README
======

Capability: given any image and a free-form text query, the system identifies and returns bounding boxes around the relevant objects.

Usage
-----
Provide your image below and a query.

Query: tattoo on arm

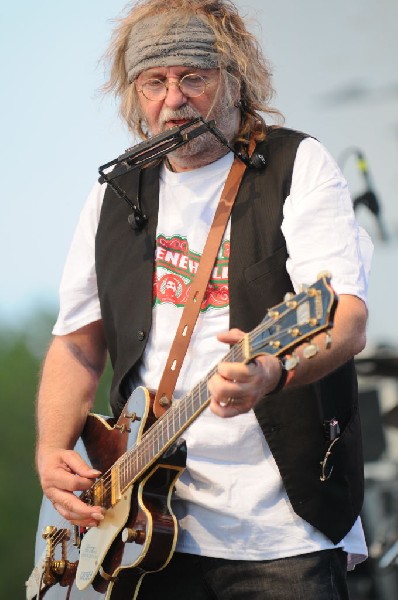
[66,342,104,378]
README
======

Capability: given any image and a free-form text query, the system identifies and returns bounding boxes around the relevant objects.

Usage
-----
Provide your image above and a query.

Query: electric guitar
[26,273,337,600]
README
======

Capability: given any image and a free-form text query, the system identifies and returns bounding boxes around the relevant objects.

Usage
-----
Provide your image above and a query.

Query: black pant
[137,549,349,599]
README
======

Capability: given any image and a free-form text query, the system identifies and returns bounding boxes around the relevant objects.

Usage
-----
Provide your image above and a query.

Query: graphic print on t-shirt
[153,234,229,312]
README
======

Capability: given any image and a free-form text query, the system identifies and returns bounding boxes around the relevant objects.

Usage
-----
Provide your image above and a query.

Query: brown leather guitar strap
[154,146,253,418]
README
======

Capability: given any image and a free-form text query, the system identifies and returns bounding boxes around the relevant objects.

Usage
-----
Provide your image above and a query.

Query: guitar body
[27,275,337,600]
[103,455,186,600]
[27,387,186,600]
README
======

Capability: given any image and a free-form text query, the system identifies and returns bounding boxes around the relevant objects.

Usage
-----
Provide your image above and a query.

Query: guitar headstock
[244,273,337,361]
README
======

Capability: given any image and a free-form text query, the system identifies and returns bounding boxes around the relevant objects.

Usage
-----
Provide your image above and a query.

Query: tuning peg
[268,310,280,319]
[285,354,300,370]
[303,343,319,359]
[284,292,295,302]
[325,331,332,349]
[286,299,298,309]
[269,340,281,349]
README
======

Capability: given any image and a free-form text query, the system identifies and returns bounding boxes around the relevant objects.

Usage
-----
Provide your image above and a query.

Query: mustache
[159,105,200,127]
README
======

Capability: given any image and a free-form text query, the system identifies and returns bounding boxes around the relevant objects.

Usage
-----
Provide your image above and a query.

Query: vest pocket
[243,245,289,284]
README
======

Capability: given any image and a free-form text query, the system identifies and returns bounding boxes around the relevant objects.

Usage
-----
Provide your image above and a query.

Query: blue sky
[1,1,398,345]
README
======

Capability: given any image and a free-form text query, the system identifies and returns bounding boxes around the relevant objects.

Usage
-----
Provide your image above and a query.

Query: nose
[164,79,187,109]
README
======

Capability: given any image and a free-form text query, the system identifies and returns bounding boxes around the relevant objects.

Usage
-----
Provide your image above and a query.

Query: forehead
[137,66,218,80]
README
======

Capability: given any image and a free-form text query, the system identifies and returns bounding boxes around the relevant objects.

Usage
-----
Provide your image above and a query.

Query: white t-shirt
[53,138,373,568]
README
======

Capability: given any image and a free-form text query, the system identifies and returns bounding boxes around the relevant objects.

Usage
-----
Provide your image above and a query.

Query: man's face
[134,66,240,167]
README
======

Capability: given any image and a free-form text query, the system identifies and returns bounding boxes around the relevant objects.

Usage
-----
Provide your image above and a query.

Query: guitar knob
[123,411,141,422]
[122,527,146,545]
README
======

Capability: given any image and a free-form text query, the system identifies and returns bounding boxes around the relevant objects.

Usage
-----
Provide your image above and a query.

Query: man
[35,0,373,598]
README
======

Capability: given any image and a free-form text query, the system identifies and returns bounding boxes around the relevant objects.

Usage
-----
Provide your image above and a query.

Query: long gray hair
[103,0,284,146]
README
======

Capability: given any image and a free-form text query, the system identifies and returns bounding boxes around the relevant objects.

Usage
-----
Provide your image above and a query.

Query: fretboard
[117,342,245,493]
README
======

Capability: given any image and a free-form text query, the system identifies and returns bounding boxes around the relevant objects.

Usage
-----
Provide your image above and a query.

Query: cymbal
[355,355,398,378]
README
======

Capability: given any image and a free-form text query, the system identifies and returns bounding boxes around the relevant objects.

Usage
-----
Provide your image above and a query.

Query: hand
[37,448,105,527]
[208,329,282,418]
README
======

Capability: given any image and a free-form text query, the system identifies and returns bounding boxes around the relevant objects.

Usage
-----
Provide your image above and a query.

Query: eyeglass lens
[140,74,207,100]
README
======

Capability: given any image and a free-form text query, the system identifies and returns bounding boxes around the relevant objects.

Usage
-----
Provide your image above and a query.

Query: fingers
[216,359,259,384]
[208,361,259,417]
[51,451,101,492]
[210,395,242,418]
[208,353,282,418]
[39,448,105,526]
[216,328,246,345]
[60,450,102,481]
[51,492,105,527]
[39,449,100,492]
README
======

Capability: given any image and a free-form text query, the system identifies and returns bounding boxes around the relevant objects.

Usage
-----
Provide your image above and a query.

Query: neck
[166,145,230,172]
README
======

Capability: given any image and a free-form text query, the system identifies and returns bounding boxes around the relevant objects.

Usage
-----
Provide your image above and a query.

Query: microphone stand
[339,147,388,242]
[353,190,389,242]
[98,117,209,228]
[379,539,398,569]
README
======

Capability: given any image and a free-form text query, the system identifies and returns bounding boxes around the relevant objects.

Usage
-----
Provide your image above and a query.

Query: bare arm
[36,319,108,526]
[208,294,367,416]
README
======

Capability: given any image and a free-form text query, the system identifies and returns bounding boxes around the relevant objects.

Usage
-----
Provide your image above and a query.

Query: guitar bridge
[42,526,76,585]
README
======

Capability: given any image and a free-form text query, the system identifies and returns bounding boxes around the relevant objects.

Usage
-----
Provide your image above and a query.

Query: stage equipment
[98,117,266,230]
[338,147,388,241]
[348,352,398,598]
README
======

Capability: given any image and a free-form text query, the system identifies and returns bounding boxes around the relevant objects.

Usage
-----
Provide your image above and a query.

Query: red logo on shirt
[153,235,229,311]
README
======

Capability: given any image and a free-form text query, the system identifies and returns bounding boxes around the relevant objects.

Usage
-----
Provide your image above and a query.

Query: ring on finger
[220,397,235,407]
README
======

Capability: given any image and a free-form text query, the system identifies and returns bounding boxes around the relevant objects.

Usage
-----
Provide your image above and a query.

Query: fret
[118,326,291,494]
[166,408,174,440]
[229,342,243,364]
[153,428,160,455]
[176,397,183,430]
[197,379,206,410]
[126,454,135,488]
[110,465,121,504]
[118,458,127,494]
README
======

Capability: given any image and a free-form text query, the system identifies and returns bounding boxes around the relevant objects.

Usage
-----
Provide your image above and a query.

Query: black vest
[95,128,364,544]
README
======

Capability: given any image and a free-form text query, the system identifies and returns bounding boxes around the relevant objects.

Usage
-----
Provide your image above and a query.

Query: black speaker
[359,389,387,463]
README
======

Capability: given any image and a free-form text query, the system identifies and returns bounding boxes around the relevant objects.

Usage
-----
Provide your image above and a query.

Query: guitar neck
[117,342,246,493]
[83,274,335,508]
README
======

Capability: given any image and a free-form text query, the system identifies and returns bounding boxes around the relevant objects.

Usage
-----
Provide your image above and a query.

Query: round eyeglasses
[137,73,209,101]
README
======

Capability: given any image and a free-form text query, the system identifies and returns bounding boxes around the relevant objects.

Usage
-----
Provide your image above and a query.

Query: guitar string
[115,285,331,498]
[44,294,317,553]
[37,290,328,564]
[80,292,321,501]
[89,293,319,499]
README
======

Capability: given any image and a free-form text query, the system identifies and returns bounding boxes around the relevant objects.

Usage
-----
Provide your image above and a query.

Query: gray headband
[125,15,220,83]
